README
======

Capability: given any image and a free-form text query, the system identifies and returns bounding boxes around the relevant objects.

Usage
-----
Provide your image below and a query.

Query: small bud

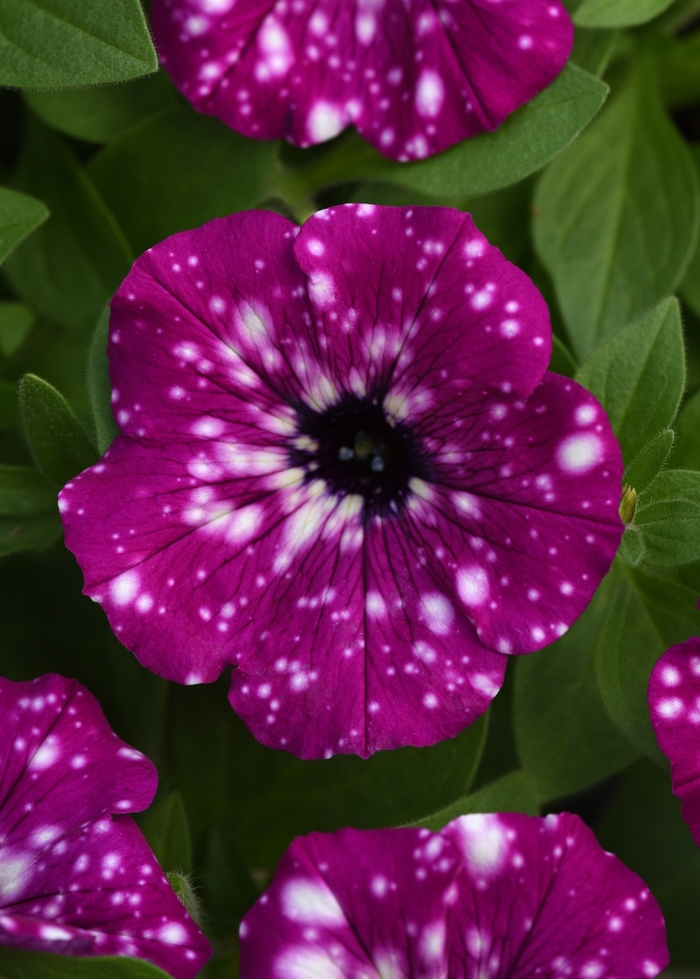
[619,484,637,525]
[166,871,203,924]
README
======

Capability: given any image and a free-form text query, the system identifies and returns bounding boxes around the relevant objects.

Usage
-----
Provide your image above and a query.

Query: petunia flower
[238,812,668,979]
[0,673,210,978]
[150,0,573,161]
[59,204,623,760]
[648,637,700,846]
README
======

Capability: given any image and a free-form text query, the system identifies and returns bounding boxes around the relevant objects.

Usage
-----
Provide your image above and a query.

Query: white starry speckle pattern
[649,637,700,849]
[238,813,668,979]
[150,0,573,160]
[0,674,210,977]
[60,205,623,760]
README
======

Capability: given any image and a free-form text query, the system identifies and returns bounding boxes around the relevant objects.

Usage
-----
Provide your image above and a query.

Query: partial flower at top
[150,0,573,161]
[0,673,210,979]
[649,637,700,846]
[239,812,668,979]
[60,205,623,760]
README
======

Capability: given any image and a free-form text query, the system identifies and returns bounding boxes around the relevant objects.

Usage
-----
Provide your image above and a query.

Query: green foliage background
[3,0,700,974]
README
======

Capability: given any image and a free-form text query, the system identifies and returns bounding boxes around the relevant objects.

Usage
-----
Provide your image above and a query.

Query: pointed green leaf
[634,498,700,565]
[412,771,539,831]
[595,560,700,760]
[88,307,119,454]
[18,374,97,488]
[574,0,675,27]
[0,0,157,89]
[0,185,48,266]
[534,63,699,359]
[625,430,675,494]
[0,946,170,977]
[140,792,193,875]
[286,65,608,200]
[575,298,685,462]
[514,589,638,802]
[4,118,133,329]
[642,469,700,502]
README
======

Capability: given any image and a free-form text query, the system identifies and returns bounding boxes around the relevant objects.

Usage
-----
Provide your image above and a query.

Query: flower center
[292,392,428,516]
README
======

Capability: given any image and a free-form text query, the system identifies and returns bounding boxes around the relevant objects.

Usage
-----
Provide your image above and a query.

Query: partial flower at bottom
[649,637,700,846]
[60,204,624,759]
[238,812,668,979]
[0,673,210,979]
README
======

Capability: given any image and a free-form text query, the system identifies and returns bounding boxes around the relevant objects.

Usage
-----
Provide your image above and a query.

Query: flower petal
[151,0,573,160]
[240,813,668,979]
[649,638,700,846]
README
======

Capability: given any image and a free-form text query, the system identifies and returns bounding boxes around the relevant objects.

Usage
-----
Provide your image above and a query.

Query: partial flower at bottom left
[0,673,210,978]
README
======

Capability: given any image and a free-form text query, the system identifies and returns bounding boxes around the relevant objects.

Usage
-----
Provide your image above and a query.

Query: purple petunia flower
[0,673,210,978]
[150,0,573,161]
[238,812,668,979]
[60,205,623,760]
[649,637,700,846]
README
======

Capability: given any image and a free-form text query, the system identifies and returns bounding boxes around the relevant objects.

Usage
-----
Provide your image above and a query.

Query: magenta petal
[61,205,623,759]
[150,0,573,160]
[0,674,210,978]
[239,813,668,979]
[648,638,700,846]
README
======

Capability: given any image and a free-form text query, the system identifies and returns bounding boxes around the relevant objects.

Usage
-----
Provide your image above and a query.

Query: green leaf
[634,498,700,565]
[595,559,700,760]
[642,469,700,502]
[0,513,61,558]
[0,946,170,978]
[0,185,48,266]
[140,791,193,875]
[18,374,97,488]
[575,298,685,461]
[680,148,700,317]
[88,109,281,255]
[624,429,675,494]
[514,589,638,802]
[596,760,700,968]
[24,74,180,145]
[286,65,608,201]
[673,388,700,469]
[657,32,700,111]
[0,464,56,515]
[0,302,35,357]
[412,771,539,831]
[88,307,119,454]
[533,63,700,360]
[4,118,133,329]
[0,0,157,89]
[619,526,645,565]
[574,0,675,27]
[571,28,619,77]
[549,335,578,378]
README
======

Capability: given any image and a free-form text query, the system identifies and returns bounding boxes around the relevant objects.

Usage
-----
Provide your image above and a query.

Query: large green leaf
[595,560,700,760]
[623,430,675,495]
[4,118,133,329]
[634,498,700,565]
[575,298,685,462]
[0,185,48,266]
[87,307,119,454]
[163,680,487,870]
[88,109,282,255]
[24,74,179,145]
[574,0,675,27]
[514,589,638,803]
[533,63,699,360]
[18,374,97,487]
[0,947,169,978]
[0,0,157,89]
[596,761,700,967]
[412,771,539,831]
[285,65,608,201]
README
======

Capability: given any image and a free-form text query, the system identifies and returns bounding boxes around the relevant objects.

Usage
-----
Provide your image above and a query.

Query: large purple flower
[0,673,210,978]
[60,205,623,759]
[648,637,700,846]
[239,812,668,979]
[150,0,573,161]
